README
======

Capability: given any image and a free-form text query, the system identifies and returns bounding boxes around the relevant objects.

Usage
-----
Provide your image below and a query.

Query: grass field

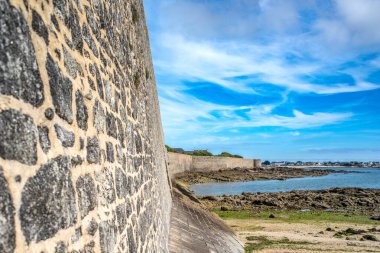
[213,209,380,225]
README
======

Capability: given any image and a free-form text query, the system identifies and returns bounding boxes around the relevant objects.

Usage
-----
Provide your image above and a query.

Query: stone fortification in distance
[167,152,261,178]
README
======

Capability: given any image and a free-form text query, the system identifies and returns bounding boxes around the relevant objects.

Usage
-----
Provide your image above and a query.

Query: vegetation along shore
[175,167,380,252]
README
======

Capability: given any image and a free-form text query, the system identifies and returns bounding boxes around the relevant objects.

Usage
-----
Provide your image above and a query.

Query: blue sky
[143,0,380,161]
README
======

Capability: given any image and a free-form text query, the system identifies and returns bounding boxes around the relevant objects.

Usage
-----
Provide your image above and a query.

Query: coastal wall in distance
[167,152,261,178]
[192,156,256,172]
[254,159,262,168]
[167,152,193,178]
[0,0,171,252]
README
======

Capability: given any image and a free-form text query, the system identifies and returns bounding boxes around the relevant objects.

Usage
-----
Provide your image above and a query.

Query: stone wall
[254,159,262,168]
[167,152,261,178]
[167,152,193,178]
[192,156,255,172]
[0,0,171,252]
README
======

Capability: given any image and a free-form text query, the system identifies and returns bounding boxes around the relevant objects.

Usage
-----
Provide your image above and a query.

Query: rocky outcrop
[201,188,380,215]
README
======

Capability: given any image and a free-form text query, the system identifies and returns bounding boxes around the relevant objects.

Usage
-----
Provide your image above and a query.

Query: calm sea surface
[190,167,380,196]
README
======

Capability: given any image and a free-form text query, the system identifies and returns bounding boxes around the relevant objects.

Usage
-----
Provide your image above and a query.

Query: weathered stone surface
[53,0,66,19]
[0,1,44,107]
[20,156,77,243]
[87,218,98,236]
[99,50,107,68]
[135,133,143,154]
[82,24,98,57]
[44,108,55,120]
[104,80,115,110]
[31,9,49,44]
[63,47,83,79]
[86,137,100,164]
[106,112,117,139]
[71,227,81,243]
[15,175,21,183]
[88,77,96,91]
[95,168,115,206]
[64,35,74,49]
[55,241,67,253]
[116,118,125,148]
[51,14,60,31]
[85,6,99,40]
[169,191,244,253]
[106,142,114,163]
[0,167,16,253]
[93,99,105,133]
[83,241,96,253]
[55,124,75,147]
[55,48,61,60]
[115,167,128,199]
[94,65,104,99]
[128,176,135,195]
[1,0,173,251]
[126,202,132,218]
[116,203,127,234]
[79,137,85,150]
[0,109,37,165]
[127,226,137,253]
[71,155,83,167]
[76,174,97,218]
[99,220,117,253]
[38,126,51,153]
[67,2,83,52]
[46,53,73,123]
[85,91,93,100]
[75,90,88,130]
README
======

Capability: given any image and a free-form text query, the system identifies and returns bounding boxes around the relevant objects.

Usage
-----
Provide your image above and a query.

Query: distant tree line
[165,145,243,158]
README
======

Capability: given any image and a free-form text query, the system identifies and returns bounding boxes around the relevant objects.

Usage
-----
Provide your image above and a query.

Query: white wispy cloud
[153,33,380,96]
[160,88,353,144]
[315,0,380,51]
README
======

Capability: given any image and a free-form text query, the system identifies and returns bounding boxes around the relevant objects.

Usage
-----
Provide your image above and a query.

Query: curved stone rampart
[0,0,171,252]
[167,152,261,178]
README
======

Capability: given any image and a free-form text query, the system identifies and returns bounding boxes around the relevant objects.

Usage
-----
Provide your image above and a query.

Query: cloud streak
[144,0,380,160]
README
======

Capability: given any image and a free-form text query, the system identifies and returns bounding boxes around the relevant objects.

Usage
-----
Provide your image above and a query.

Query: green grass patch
[244,236,315,252]
[213,209,380,225]
[212,210,254,219]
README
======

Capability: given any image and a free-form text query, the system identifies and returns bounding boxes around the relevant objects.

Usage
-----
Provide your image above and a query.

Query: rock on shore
[201,188,380,215]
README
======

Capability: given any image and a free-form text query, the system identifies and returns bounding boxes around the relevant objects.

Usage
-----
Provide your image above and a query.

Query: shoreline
[282,165,380,169]
[175,167,380,252]
[175,166,356,185]
[200,187,380,216]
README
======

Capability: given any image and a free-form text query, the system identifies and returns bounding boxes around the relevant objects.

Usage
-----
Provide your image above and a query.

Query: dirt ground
[226,218,380,253]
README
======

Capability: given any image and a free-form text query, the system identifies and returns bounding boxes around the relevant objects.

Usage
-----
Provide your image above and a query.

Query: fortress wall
[192,156,254,172]
[167,152,193,178]
[167,152,260,178]
[254,159,262,168]
[0,0,171,252]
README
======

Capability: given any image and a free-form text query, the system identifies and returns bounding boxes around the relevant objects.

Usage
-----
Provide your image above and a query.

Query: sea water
[190,167,380,196]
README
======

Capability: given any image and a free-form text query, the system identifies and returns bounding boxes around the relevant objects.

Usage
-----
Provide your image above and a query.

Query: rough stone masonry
[0,0,171,252]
